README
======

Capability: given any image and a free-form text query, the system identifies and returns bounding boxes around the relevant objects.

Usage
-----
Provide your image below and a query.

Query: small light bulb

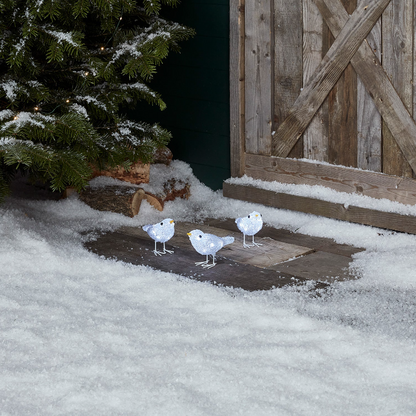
[66,99,70,103]
[34,106,39,111]
[119,16,122,20]
[100,46,105,51]
[84,71,89,76]
[13,116,18,120]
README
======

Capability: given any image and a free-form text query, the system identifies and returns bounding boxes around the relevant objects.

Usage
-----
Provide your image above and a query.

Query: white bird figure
[142,218,175,256]
[187,229,234,269]
[235,211,263,248]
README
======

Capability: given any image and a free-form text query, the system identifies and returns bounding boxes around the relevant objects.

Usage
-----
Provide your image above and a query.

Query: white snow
[69,103,89,119]
[1,160,416,415]
[1,80,19,101]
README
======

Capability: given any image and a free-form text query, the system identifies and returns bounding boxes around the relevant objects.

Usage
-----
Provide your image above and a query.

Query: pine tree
[0,0,194,199]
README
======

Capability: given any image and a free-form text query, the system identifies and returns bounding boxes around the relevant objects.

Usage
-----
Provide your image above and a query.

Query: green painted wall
[133,0,230,190]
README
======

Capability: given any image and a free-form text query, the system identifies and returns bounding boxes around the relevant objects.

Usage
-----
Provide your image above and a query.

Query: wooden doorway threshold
[85,219,363,292]
[223,182,416,235]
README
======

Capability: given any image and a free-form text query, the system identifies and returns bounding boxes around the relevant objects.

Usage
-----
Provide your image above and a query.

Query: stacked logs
[69,147,191,217]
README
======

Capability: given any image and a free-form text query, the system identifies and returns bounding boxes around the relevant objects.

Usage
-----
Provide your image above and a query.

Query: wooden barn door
[229,0,416,208]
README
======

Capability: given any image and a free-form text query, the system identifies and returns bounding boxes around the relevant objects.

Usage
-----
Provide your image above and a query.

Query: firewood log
[78,186,146,217]
[90,161,150,185]
[144,178,191,211]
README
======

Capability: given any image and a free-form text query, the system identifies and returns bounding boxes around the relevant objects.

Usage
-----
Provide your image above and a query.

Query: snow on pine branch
[42,28,81,47]
[0,80,18,101]
[69,104,89,119]
[74,95,107,112]
[0,111,55,132]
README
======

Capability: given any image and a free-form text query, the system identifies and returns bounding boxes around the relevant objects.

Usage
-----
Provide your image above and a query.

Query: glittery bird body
[235,211,263,248]
[187,229,234,268]
[142,218,175,256]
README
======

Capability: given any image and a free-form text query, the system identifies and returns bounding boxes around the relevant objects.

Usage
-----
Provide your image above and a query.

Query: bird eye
[198,235,202,239]
[248,215,251,219]
[160,222,163,226]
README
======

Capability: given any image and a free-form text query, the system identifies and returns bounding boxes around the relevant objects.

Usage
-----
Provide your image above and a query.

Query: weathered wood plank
[303,0,328,161]
[272,0,390,158]
[274,0,303,158]
[357,0,382,172]
[245,0,272,155]
[327,0,358,168]
[206,218,364,256]
[270,251,356,283]
[223,181,416,234]
[230,0,245,177]
[414,0,416,139]
[382,0,413,177]
[314,0,416,176]
[245,154,416,205]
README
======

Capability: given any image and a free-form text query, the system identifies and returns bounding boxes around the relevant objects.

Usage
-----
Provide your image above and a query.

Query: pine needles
[0,0,194,200]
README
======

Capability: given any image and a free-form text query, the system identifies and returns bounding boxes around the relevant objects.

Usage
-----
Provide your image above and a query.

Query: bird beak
[170,220,174,224]
[187,232,192,236]
[255,214,258,217]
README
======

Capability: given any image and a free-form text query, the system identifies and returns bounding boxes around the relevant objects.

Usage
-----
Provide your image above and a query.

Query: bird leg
[243,234,254,249]
[162,242,174,254]
[251,235,263,247]
[202,254,216,269]
[152,241,164,256]
[195,255,210,267]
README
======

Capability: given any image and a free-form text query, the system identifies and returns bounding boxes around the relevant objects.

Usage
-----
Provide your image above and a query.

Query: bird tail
[222,236,234,246]
[142,225,150,232]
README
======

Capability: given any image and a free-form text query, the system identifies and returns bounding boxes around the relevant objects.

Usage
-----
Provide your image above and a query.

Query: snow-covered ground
[1,160,415,415]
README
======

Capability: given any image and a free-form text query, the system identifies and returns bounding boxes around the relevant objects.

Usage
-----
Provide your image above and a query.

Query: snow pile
[1,160,415,415]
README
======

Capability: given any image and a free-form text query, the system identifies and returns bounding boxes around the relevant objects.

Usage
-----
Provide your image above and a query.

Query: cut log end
[78,186,147,217]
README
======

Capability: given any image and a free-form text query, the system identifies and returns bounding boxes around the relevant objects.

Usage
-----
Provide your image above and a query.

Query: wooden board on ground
[120,222,314,269]
[85,220,362,291]
[85,229,319,292]
[206,218,363,257]
[270,251,356,284]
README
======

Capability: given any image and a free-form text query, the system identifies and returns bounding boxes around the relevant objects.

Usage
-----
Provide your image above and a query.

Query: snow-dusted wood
[223,181,416,234]
[244,154,416,205]
[91,161,150,185]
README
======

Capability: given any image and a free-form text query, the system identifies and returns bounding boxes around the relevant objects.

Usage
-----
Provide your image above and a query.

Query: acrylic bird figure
[235,211,263,248]
[142,218,175,256]
[187,230,234,269]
